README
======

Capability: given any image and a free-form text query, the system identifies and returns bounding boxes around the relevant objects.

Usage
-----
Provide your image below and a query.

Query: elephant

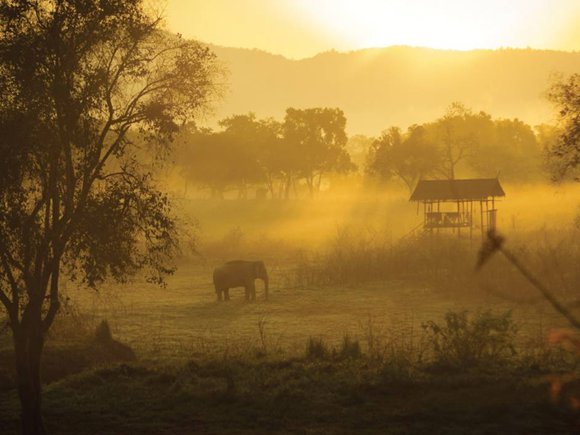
[212,260,269,302]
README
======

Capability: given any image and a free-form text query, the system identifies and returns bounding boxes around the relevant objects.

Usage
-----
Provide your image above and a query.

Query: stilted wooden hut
[409,178,505,239]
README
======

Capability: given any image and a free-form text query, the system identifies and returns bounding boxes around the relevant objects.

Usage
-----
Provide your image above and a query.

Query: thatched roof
[410,179,505,201]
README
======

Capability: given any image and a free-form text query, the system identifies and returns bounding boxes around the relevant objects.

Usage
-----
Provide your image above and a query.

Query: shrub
[338,335,362,360]
[422,309,517,370]
[305,337,330,360]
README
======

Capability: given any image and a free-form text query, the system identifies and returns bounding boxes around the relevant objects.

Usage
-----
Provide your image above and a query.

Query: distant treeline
[176,103,558,198]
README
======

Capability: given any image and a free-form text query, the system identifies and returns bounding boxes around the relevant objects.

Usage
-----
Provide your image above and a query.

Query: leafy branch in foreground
[477,230,580,409]
[477,230,580,330]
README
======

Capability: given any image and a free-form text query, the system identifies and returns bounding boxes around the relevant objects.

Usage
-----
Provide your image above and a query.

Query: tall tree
[428,102,492,180]
[469,118,541,181]
[283,107,354,196]
[178,114,281,199]
[546,74,580,181]
[0,1,220,433]
[219,113,276,198]
[366,125,440,191]
[178,128,236,198]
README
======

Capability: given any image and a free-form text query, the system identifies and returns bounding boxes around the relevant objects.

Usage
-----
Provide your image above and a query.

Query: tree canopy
[546,74,580,181]
[366,125,440,191]
[178,108,354,199]
[365,104,543,190]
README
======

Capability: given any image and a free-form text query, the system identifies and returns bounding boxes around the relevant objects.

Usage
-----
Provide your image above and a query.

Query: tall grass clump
[422,310,518,370]
[305,337,330,360]
[293,225,475,287]
[338,335,362,360]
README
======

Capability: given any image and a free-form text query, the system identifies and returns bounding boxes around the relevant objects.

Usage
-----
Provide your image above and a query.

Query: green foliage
[367,102,544,186]
[467,117,541,182]
[546,73,580,181]
[366,125,440,191]
[422,310,518,370]
[178,114,279,198]
[0,0,220,307]
[283,107,355,195]
[178,108,354,199]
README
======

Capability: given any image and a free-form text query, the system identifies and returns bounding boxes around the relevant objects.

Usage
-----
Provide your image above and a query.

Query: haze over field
[208,45,580,134]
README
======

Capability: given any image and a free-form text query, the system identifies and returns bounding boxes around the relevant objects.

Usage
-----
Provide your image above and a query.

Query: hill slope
[208,45,580,135]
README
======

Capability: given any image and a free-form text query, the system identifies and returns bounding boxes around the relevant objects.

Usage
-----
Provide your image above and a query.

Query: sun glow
[288,0,570,51]
[166,0,580,58]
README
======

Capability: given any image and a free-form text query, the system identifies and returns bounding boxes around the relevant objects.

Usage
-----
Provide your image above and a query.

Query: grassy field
[1,185,580,433]
[49,263,571,363]
[1,267,578,434]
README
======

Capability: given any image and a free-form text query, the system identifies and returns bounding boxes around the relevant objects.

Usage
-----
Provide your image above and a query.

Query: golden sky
[165,0,580,58]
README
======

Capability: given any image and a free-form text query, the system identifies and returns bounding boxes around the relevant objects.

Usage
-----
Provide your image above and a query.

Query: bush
[305,337,330,360]
[338,335,362,360]
[422,310,517,370]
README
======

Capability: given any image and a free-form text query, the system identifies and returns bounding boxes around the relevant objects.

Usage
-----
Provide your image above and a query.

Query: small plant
[305,337,329,360]
[422,309,517,370]
[338,335,362,360]
[256,317,268,357]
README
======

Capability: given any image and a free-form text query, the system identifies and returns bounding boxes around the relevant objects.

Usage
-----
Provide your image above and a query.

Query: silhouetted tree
[546,74,580,181]
[178,114,281,199]
[179,128,238,198]
[0,1,220,433]
[469,118,541,181]
[366,126,440,191]
[219,113,279,198]
[536,123,563,178]
[347,134,374,170]
[283,107,354,196]
[428,102,490,179]
[250,119,286,198]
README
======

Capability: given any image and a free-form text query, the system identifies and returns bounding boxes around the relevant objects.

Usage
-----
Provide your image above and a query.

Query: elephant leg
[244,286,250,301]
[216,289,223,302]
[248,282,256,301]
[224,288,230,301]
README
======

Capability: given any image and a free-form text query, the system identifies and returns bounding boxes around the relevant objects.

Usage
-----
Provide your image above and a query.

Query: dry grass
[1,185,580,433]
[28,257,572,371]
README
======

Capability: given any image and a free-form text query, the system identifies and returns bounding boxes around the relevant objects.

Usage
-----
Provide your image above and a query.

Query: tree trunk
[13,318,46,435]
[284,174,292,200]
[266,175,275,199]
[306,176,314,197]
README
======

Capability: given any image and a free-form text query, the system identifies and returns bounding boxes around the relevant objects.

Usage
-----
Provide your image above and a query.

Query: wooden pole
[457,200,461,239]
[480,199,484,240]
[470,200,473,242]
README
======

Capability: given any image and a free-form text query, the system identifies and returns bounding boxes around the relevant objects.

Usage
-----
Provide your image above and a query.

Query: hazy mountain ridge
[207,44,580,135]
